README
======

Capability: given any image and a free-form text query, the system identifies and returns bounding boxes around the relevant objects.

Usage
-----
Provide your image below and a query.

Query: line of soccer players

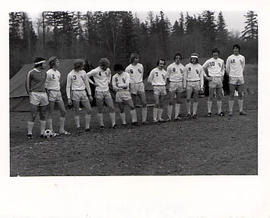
[25,44,246,138]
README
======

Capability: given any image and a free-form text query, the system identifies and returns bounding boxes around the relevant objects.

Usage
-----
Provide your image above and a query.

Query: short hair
[130,53,139,63]
[190,53,199,64]
[99,58,110,68]
[233,44,240,50]
[156,59,166,66]
[48,56,58,68]
[114,64,124,72]
[34,57,46,68]
[174,53,182,60]
[73,59,84,70]
[212,48,220,54]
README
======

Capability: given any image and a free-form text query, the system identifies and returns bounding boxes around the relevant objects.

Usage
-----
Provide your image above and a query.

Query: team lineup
[25,44,246,139]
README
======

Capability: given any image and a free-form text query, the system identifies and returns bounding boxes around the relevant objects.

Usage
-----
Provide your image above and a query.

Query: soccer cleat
[192,114,197,119]
[228,112,233,117]
[218,112,225,117]
[59,130,71,135]
[85,128,90,132]
[158,118,166,122]
[142,121,149,125]
[27,133,33,139]
[186,113,192,119]
[40,134,46,139]
[112,124,117,129]
[207,112,212,117]
[174,116,181,121]
[239,111,247,115]
[132,122,139,126]
[100,125,105,129]
[153,119,158,123]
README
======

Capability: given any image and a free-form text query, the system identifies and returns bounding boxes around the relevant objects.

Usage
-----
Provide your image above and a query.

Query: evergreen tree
[241,11,258,40]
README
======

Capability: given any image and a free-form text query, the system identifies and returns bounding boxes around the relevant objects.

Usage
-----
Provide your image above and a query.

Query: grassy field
[10,64,258,176]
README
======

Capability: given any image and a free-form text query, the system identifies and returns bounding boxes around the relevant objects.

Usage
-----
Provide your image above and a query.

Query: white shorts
[209,77,223,89]
[153,85,167,96]
[115,91,132,103]
[186,81,201,91]
[229,76,244,85]
[71,90,88,102]
[130,82,145,95]
[95,90,112,100]
[29,92,49,106]
[169,81,184,92]
[47,90,63,102]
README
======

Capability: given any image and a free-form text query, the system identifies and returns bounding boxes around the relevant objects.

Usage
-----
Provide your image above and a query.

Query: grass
[9,64,258,176]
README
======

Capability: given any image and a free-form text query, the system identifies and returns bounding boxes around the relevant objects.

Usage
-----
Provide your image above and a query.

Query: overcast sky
[28,11,247,33]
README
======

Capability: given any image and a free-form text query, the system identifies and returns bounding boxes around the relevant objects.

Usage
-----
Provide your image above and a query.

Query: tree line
[9,11,258,78]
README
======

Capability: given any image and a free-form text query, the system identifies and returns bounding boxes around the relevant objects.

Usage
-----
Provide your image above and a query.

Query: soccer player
[147,59,168,122]
[203,48,225,117]
[183,53,204,119]
[45,56,70,135]
[125,53,148,124]
[112,64,138,125]
[25,57,49,138]
[66,59,93,131]
[87,58,116,128]
[166,53,185,121]
[226,44,247,116]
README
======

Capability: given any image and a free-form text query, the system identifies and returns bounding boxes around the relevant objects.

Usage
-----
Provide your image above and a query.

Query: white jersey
[112,72,130,91]
[45,69,61,90]
[87,66,111,92]
[167,62,185,82]
[66,69,91,99]
[148,67,167,86]
[226,54,245,77]
[203,58,225,77]
[184,63,204,88]
[125,63,144,84]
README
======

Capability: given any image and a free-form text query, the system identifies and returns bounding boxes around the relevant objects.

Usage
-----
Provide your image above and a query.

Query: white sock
[74,115,80,128]
[109,112,116,127]
[85,114,91,129]
[40,120,46,135]
[27,121,34,134]
[47,118,53,131]
[193,102,198,115]
[207,101,212,113]
[130,109,137,123]
[167,105,173,120]
[238,99,244,112]
[120,112,126,124]
[59,117,65,133]
[153,107,158,121]
[158,108,163,120]
[186,102,191,114]
[229,100,234,113]
[142,107,147,122]
[97,113,104,126]
[174,103,180,119]
[217,101,222,114]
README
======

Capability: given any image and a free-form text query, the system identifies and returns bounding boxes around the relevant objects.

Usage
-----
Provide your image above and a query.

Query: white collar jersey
[66,69,90,98]
[112,71,130,91]
[226,54,245,77]
[167,62,185,82]
[148,67,167,86]
[125,63,144,83]
[87,66,111,91]
[184,63,203,81]
[45,68,61,90]
[203,58,225,77]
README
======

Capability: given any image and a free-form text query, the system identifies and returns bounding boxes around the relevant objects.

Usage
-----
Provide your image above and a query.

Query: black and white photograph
[9,10,258,176]
[2,0,270,217]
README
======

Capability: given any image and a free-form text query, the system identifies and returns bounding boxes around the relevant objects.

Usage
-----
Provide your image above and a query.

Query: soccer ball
[44,129,53,138]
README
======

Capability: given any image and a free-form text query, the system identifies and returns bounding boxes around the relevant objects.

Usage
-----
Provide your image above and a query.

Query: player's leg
[186,87,192,117]
[81,99,92,131]
[229,84,236,116]
[39,105,47,136]
[56,100,70,134]
[72,100,81,129]
[237,84,247,115]
[96,96,105,128]
[47,100,55,131]
[27,104,38,138]
[158,94,165,121]
[153,92,160,122]
[104,95,116,128]
[167,90,175,121]
[174,90,183,120]
[216,87,224,116]
[138,92,148,123]
[125,99,137,124]
[207,87,214,116]
[192,88,199,118]
[118,102,126,125]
